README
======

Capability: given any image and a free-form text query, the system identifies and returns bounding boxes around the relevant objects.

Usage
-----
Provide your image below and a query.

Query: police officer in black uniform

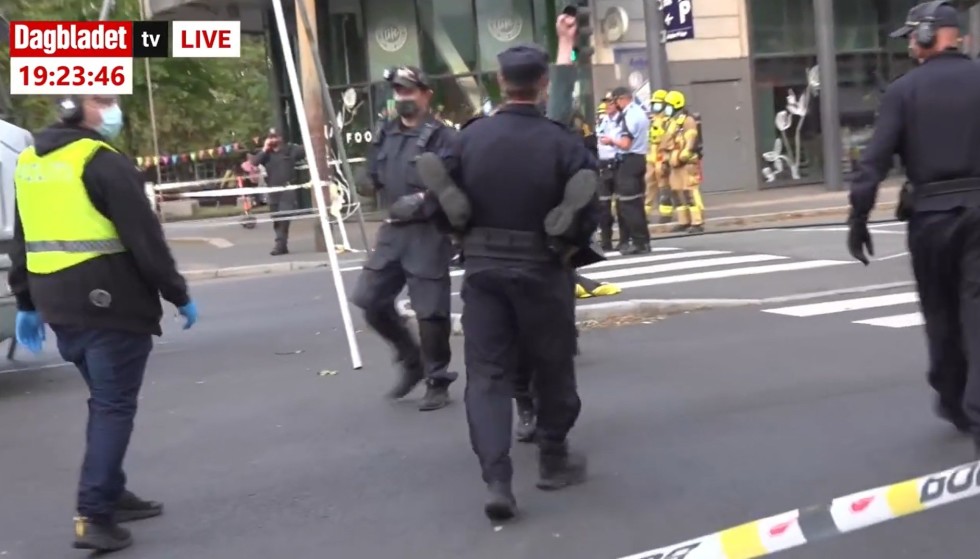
[847,1,980,452]
[446,43,596,521]
[351,66,458,411]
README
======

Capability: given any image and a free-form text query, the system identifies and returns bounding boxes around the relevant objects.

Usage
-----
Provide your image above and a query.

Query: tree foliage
[0,0,272,156]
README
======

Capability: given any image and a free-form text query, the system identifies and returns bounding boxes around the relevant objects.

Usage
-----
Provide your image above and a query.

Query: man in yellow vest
[645,89,673,223]
[10,94,198,552]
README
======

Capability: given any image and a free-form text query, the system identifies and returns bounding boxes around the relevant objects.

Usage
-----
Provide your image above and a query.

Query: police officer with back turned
[847,0,980,454]
[10,95,198,552]
[351,66,459,411]
[439,41,596,521]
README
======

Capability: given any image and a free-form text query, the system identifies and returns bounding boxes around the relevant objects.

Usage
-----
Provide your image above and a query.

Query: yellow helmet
[651,89,667,103]
[664,90,686,110]
[596,102,607,114]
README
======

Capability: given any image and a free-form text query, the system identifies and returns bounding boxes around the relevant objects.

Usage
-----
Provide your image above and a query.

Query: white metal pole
[270,0,363,369]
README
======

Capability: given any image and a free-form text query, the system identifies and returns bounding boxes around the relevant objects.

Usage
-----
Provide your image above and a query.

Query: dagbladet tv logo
[172,21,241,58]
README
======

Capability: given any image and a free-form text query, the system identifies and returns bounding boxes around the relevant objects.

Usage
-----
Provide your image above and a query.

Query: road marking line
[853,312,924,328]
[875,251,909,261]
[617,459,980,559]
[207,238,234,248]
[613,260,849,290]
[578,248,683,269]
[763,292,918,317]
[587,254,786,281]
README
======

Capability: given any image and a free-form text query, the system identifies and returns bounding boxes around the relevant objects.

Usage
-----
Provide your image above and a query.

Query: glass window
[750,0,815,55]
[474,0,536,71]
[428,74,486,125]
[322,0,369,85]
[835,0,879,52]
[417,0,479,76]
[363,0,421,82]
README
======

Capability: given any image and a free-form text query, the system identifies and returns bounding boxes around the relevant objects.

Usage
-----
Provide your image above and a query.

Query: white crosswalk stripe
[353,247,850,297]
[763,291,924,329]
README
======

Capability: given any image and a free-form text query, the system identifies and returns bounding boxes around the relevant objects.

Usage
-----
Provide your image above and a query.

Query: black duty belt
[599,159,617,170]
[461,227,555,263]
[911,177,980,212]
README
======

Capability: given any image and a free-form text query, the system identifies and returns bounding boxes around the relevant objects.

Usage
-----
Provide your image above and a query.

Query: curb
[650,202,898,235]
[395,281,914,336]
[182,260,330,280]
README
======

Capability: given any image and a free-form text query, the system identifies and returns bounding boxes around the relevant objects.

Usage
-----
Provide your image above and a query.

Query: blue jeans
[52,325,153,522]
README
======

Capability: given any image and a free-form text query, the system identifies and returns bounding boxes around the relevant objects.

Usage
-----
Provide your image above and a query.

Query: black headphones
[56,95,84,124]
[913,0,952,49]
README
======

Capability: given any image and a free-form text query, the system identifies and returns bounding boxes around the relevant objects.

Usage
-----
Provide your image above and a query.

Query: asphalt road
[1,265,978,558]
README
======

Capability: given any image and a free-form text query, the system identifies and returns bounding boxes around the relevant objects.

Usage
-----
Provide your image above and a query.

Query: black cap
[890,1,960,38]
[497,44,549,86]
[385,66,430,90]
[610,86,632,99]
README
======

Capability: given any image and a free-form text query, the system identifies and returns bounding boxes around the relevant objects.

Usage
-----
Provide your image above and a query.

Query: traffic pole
[642,0,671,91]
[814,0,844,191]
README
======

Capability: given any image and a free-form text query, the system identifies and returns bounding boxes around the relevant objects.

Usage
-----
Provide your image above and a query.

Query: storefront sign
[475,0,534,70]
[659,0,695,43]
[365,0,420,81]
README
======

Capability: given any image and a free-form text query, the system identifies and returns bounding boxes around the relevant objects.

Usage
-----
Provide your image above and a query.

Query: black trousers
[614,154,650,246]
[461,265,581,483]
[598,163,625,247]
[908,208,980,439]
[269,195,297,250]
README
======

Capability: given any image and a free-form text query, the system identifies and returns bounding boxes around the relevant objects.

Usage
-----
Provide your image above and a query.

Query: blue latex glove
[178,301,198,330]
[15,311,46,353]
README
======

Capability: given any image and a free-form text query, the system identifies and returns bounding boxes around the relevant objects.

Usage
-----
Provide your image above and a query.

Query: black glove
[847,215,874,265]
[388,192,428,222]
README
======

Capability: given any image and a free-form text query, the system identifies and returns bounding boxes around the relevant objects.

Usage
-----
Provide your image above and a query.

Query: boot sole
[416,153,471,230]
[116,507,163,523]
[73,536,133,552]
[484,501,517,521]
[544,170,599,237]
[418,400,450,412]
[536,467,587,491]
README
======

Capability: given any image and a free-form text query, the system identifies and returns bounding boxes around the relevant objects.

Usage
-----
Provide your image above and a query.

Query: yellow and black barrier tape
[616,458,980,559]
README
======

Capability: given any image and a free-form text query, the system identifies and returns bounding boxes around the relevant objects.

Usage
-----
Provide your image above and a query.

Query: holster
[462,227,556,263]
[896,181,913,222]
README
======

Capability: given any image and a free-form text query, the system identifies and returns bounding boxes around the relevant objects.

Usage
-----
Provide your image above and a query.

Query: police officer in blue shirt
[595,97,625,251]
[443,43,596,521]
[847,1,980,452]
[351,66,459,411]
[601,86,651,254]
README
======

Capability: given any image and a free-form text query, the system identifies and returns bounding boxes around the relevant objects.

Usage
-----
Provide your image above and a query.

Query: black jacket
[9,124,189,336]
[850,50,980,217]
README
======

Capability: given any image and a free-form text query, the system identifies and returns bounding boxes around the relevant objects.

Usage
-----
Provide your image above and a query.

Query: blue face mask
[664,106,675,117]
[652,103,664,113]
[97,104,123,139]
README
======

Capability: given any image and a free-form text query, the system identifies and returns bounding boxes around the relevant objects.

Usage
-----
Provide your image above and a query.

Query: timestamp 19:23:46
[20,64,126,88]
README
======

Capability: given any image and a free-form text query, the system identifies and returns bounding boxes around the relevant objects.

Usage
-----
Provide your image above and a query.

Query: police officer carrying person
[351,66,459,411]
[437,27,597,519]
[846,0,980,452]
[646,89,673,223]
[10,95,198,552]
[601,86,651,254]
[249,128,306,255]
[661,90,705,234]
[595,95,625,251]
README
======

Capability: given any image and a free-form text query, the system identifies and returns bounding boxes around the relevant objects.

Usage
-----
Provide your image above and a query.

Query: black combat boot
[388,357,424,400]
[935,398,971,434]
[73,517,133,552]
[484,481,517,521]
[671,224,690,233]
[515,399,536,443]
[688,224,705,235]
[115,491,164,522]
[419,382,450,411]
[536,441,587,491]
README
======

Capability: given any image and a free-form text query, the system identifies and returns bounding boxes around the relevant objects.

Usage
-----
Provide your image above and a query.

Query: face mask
[394,99,420,118]
[97,104,123,139]
[664,106,675,117]
[652,103,664,113]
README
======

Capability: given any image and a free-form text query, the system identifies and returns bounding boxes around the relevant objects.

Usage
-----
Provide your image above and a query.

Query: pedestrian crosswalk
[443,247,849,292]
[763,291,924,329]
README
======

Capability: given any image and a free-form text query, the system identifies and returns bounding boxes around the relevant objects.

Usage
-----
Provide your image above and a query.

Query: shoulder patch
[461,115,485,129]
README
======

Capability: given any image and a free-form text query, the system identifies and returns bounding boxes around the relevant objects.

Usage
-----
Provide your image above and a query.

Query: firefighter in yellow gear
[659,90,705,234]
[645,89,672,223]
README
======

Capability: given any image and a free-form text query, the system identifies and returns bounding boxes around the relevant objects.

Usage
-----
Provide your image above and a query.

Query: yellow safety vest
[648,113,668,162]
[15,138,126,274]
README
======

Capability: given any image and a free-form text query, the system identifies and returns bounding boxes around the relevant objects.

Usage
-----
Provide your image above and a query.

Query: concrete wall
[590,0,760,191]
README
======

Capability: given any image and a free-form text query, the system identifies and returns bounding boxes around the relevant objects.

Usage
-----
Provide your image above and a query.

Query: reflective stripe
[618,193,645,201]
[25,239,125,253]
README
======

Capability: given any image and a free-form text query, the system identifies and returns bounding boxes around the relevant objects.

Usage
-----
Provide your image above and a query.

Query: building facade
[148,0,978,192]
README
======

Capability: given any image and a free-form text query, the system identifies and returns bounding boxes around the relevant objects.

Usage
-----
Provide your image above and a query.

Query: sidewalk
[167,182,901,278]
